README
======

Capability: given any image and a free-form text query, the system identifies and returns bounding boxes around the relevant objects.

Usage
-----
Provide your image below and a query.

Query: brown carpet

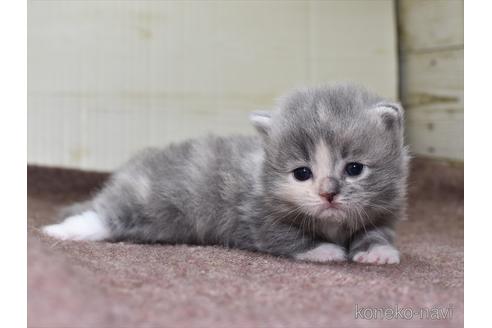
[27,158,463,328]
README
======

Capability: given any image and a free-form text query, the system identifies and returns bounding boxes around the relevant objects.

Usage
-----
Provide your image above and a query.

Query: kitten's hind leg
[42,210,111,241]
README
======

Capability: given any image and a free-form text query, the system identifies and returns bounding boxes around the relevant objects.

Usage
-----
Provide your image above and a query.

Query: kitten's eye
[292,167,312,181]
[345,162,364,176]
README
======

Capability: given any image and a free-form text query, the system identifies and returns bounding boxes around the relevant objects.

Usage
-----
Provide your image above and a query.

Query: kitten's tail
[42,201,111,241]
[56,200,93,220]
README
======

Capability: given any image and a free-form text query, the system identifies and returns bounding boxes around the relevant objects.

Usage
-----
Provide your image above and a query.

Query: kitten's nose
[319,192,337,203]
[320,177,340,203]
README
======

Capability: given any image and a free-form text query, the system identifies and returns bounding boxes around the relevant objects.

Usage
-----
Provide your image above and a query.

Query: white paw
[352,244,400,265]
[295,243,347,263]
[42,211,111,241]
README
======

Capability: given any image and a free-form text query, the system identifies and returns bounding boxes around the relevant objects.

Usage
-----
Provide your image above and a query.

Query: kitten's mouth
[315,205,346,222]
[313,201,348,220]
[316,202,343,215]
[321,202,340,210]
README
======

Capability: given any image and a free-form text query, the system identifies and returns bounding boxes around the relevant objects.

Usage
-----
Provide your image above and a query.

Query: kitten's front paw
[352,244,400,265]
[295,243,347,263]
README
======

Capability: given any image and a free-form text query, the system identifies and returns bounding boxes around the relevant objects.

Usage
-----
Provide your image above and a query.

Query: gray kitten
[43,84,409,265]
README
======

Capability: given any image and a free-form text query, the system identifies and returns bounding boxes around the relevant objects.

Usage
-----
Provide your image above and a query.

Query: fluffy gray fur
[50,84,409,263]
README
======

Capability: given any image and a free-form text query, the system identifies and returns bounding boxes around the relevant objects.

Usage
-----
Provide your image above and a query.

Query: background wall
[398,0,464,161]
[28,0,398,171]
[28,0,465,169]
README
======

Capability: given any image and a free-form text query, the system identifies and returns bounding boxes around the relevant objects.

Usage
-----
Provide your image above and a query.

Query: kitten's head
[250,84,409,225]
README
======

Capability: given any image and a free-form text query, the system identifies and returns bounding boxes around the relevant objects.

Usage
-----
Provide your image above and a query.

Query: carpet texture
[27,158,463,328]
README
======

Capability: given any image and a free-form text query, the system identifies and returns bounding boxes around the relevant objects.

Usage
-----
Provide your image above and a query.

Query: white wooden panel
[309,1,398,95]
[28,0,398,170]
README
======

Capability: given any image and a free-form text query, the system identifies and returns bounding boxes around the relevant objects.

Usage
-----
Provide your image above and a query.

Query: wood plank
[398,1,463,161]
[398,0,463,51]
[400,49,463,110]
[399,48,463,161]
[406,107,463,160]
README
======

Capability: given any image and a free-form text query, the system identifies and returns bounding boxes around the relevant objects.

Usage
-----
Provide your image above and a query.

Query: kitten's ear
[373,102,404,131]
[249,111,272,136]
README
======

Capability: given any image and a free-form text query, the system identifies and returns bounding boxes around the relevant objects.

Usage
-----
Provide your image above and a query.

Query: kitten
[43,84,409,265]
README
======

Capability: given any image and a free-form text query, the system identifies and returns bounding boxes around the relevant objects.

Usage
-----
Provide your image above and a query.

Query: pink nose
[320,192,337,203]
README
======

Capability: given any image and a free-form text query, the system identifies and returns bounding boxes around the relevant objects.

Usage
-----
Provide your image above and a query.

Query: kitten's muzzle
[319,192,338,204]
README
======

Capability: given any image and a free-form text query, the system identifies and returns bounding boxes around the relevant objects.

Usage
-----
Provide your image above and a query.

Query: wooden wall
[398,0,463,161]
[28,0,398,171]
